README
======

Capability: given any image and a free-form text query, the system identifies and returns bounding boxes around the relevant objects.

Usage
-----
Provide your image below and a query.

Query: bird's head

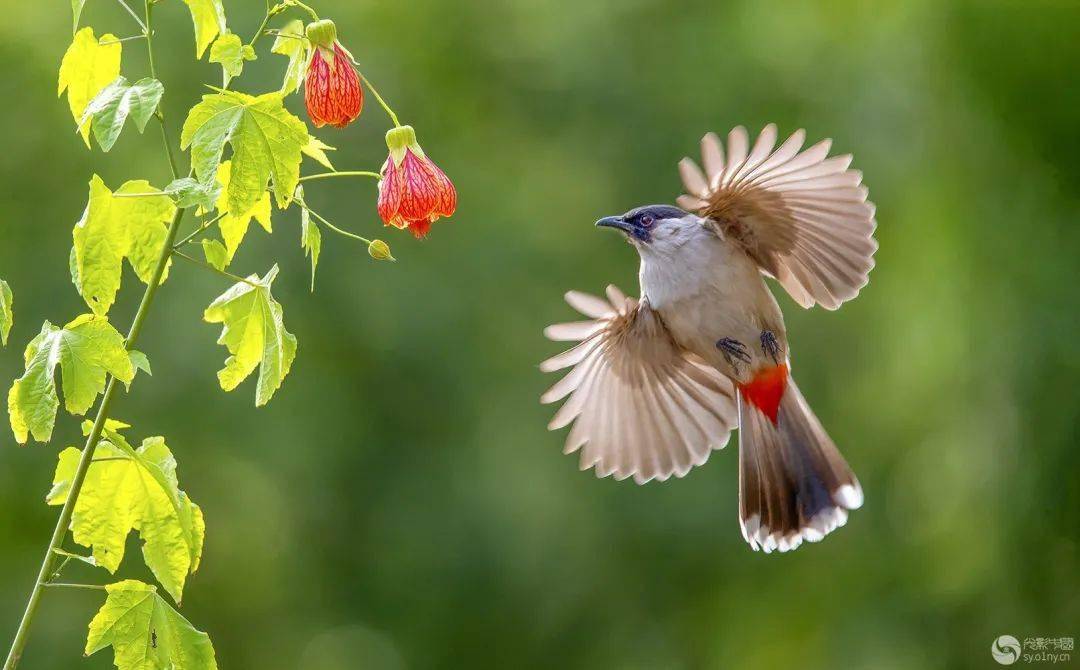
[596,205,704,257]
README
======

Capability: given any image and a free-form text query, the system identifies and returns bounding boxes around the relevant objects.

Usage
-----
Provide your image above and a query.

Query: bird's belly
[660,285,784,383]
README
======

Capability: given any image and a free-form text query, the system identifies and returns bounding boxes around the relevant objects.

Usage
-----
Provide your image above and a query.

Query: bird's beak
[595,216,633,235]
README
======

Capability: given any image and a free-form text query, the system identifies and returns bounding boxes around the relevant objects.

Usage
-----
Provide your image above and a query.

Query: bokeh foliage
[1,0,1076,668]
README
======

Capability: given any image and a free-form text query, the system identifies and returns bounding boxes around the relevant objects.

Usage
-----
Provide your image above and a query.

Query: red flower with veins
[303,20,362,128]
[377,125,457,238]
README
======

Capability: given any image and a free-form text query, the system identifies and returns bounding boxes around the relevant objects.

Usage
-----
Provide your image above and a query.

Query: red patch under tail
[738,364,789,424]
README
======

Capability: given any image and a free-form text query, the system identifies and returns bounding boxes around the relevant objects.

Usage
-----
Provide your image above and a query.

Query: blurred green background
[1,0,1078,668]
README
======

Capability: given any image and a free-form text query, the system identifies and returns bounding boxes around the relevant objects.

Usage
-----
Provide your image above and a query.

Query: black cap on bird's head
[596,205,690,244]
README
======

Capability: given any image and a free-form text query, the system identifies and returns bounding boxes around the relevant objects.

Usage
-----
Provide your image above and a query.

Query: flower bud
[305,19,338,48]
[384,125,423,165]
[367,239,395,261]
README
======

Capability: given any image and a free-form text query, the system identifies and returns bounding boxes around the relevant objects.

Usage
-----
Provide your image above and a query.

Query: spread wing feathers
[677,124,877,310]
[541,286,737,484]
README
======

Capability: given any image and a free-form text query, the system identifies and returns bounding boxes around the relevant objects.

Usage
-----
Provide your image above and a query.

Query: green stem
[3,5,186,665]
[172,250,260,287]
[40,583,107,592]
[299,170,381,183]
[298,200,372,244]
[290,0,320,20]
[248,11,272,48]
[100,34,149,45]
[114,0,147,32]
[173,212,227,249]
[355,71,400,127]
[144,0,180,180]
[1,206,186,670]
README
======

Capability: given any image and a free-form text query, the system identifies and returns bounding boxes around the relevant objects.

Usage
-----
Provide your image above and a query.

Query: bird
[540,124,877,553]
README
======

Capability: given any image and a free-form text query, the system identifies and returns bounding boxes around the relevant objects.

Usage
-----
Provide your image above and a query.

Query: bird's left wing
[677,124,877,310]
[541,286,737,484]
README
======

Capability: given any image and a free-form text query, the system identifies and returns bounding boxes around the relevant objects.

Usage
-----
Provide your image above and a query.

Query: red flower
[303,20,362,128]
[377,126,457,238]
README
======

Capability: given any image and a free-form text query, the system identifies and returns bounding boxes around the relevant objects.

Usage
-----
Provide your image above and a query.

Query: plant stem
[41,583,107,592]
[2,206,185,670]
[172,250,261,287]
[144,0,180,180]
[299,170,381,183]
[114,0,148,32]
[100,34,149,45]
[356,71,401,127]
[173,212,227,249]
[3,5,186,665]
[297,200,373,245]
[290,0,320,20]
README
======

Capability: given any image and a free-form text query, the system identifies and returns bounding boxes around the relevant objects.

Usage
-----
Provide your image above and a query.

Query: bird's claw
[760,330,782,364]
[716,337,752,368]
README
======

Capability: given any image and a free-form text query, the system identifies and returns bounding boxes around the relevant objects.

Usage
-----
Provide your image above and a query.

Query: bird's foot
[760,330,782,364]
[716,337,752,368]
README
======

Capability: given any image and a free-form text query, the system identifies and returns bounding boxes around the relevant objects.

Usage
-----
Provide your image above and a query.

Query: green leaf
[201,239,228,271]
[297,187,320,291]
[209,161,272,265]
[271,19,308,94]
[0,279,12,347]
[180,90,308,217]
[8,315,134,444]
[86,580,218,670]
[165,177,222,210]
[301,136,336,170]
[203,265,296,406]
[73,176,177,316]
[182,0,227,58]
[80,76,164,152]
[58,27,122,146]
[49,426,205,602]
[128,350,152,388]
[71,0,86,33]
[208,32,256,86]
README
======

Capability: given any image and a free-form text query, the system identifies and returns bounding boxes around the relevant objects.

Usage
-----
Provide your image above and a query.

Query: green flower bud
[367,239,395,261]
[305,19,338,48]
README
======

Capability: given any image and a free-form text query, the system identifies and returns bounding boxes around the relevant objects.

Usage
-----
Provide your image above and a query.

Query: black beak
[595,216,633,234]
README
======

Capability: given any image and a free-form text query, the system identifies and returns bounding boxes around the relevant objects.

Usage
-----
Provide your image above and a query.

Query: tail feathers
[737,368,862,553]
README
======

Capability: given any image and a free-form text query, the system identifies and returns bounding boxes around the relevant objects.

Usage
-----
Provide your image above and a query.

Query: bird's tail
[735,363,863,553]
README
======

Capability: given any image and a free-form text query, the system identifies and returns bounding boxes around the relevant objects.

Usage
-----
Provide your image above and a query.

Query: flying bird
[540,124,876,553]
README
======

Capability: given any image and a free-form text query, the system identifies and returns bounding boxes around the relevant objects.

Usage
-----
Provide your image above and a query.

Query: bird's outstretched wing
[541,286,737,484]
[677,124,877,310]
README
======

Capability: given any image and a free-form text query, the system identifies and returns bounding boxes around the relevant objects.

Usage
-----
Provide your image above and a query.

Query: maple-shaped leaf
[180,90,308,218]
[203,265,296,406]
[296,186,320,291]
[73,176,176,316]
[271,19,308,94]
[201,239,228,271]
[165,177,222,211]
[8,315,134,444]
[182,0,227,59]
[208,32,255,86]
[80,76,164,152]
[86,580,218,670]
[301,136,336,170]
[48,426,204,602]
[0,279,12,346]
[207,160,272,265]
[58,27,122,146]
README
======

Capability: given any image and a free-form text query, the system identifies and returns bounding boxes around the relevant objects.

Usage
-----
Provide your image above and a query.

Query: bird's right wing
[541,286,737,484]
[677,124,877,310]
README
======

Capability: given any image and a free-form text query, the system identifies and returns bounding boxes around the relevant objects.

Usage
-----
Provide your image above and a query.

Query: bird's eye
[640,214,655,228]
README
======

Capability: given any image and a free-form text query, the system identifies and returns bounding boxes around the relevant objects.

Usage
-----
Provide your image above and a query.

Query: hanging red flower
[377,125,457,238]
[303,20,363,128]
